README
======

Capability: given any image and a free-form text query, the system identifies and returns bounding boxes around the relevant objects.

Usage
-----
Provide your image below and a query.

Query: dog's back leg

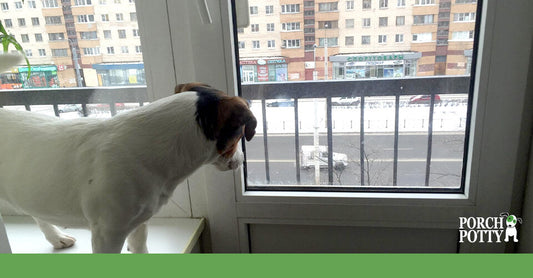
[126,222,148,253]
[33,218,76,249]
[90,225,129,253]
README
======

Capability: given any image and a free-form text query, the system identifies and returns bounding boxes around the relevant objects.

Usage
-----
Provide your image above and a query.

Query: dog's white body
[0,87,254,253]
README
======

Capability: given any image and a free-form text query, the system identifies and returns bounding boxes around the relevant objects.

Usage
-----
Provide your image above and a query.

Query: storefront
[239,57,288,83]
[18,65,60,88]
[330,52,422,80]
[92,63,146,86]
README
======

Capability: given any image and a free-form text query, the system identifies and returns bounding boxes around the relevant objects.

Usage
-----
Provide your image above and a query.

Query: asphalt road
[244,132,466,188]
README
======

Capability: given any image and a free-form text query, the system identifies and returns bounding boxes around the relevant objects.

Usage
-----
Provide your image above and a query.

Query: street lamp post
[68,38,83,87]
[324,23,328,80]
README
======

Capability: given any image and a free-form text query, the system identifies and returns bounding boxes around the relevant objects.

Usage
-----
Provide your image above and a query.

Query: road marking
[247,158,463,163]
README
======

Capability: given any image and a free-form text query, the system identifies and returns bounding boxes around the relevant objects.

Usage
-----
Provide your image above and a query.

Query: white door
[137,0,533,253]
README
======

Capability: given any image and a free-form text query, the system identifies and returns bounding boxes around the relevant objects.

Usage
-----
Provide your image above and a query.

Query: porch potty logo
[459,212,523,243]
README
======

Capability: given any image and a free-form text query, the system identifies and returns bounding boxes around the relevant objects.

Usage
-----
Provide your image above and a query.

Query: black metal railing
[240,76,471,191]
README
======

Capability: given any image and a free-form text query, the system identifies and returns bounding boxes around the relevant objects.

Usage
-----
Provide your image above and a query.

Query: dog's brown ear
[216,97,257,152]
[175,82,211,94]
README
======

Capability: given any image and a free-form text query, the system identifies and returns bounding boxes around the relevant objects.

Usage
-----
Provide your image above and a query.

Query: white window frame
[136,0,532,253]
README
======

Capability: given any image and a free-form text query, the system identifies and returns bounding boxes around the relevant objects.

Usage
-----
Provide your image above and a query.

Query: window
[345,19,354,28]
[135,45,141,53]
[28,0,36,8]
[101,14,109,21]
[318,21,338,29]
[267,40,275,48]
[266,23,274,32]
[107,46,115,54]
[77,15,95,23]
[395,34,404,42]
[1,3,8,10]
[103,30,112,39]
[282,39,300,48]
[265,5,273,15]
[379,17,388,27]
[456,0,476,3]
[397,0,405,7]
[42,0,58,8]
[345,36,354,46]
[452,30,474,40]
[249,6,258,15]
[281,4,299,14]
[20,34,29,43]
[318,2,338,12]
[414,15,434,25]
[133,29,140,37]
[379,0,388,9]
[318,37,338,47]
[118,29,126,38]
[435,55,447,62]
[415,0,435,5]
[130,12,137,21]
[80,31,98,40]
[252,40,260,49]
[24,49,32,57]
[396,16,405,26]
[346,1,354,10]
[251,24,259,32]
[83,47,101,56]
[282,22,301,31]
[362,18,371,27]
[51,48,68,57]
[454,12,476,22]
[34,33,42,41]
[121,46,129,53]
[378,34,387,43]
[412,32,432,42]
[74,0,92,5]
[362,0,371,9]
[116,13,124,21]
[18,18,26,27]
[238,41,245,49]
[361,35,370,44]
[15,1,22,9]
[3,19,12,27]
[48,32,65,41]
[31,17,40,26]
[38,49,46,56]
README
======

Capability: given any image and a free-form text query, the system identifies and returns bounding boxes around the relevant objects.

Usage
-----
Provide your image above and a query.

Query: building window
[52,48,69,57]
[130,12,137,21]
[121,46,129,53]
[38,49,46,56]
[267,40,275,48]
[135,45,142,53]
[435,55,447,62]
[24,49,32,57]
[83,47,101,56]
[103,30,112,39]
[48,32,65,41]
[346,1,354,10]
[31,17,40,26]
[415,0,435,5]
[80,31,98,40]
[318,37,338,47]
[414,15,434,24]
[452,30,474,40]
[74,0,92,5]
[101,14,109,21]
[34,33,42,42]
[266,23,275,32]
[379,17,388,27]
[345,19,354,28]
[378,35,387,43]
[281,4,300,14]
[237,28,244,33]
[318,21,338,29]
[28,0,36,8]
[1,3,8,10]
[3,19,12,27]
[362,18,371,27]
[345,36,354,46]
[395,34,404,42]
[397,0,406,7]
[15,1,22,9]
[116,13,124,21]
[118,29,126,38]
[379,0,388,9]
[42,0,58,8]
[396,16,405,26]
[107,47,115,54]
[77,15,95,23]
[251,24,259,32]
[456,0,476,3]
[318,2,338,12]
[362,0,371,9]
[249,6,258,15]
[282,22,301,31]
[20,34,29,43]
[132,29,140,37]
[361,35,370,45]
[412,32,432,42]
[18,18,26,27]
[454,12,476,22]
[252,40,260,49]
[238,41,245,49]
[282,39,301,48]
[265,5,273,15]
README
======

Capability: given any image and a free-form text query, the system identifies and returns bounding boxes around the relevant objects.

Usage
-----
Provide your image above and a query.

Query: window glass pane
[1,0,146,118]
[235,0,480,191]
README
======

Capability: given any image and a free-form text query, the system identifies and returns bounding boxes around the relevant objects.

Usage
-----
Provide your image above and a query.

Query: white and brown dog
[0,82,256,253]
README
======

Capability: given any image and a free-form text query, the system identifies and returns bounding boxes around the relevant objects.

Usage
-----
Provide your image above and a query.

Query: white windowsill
[2,216,204,254]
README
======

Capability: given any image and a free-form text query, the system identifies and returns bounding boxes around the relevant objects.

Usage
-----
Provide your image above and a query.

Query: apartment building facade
[237,0,477,82]
[0,0,143,88]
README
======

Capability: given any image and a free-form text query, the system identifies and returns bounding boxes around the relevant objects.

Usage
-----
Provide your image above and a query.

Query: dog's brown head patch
[184,83,257,155]
[175,82,211,94]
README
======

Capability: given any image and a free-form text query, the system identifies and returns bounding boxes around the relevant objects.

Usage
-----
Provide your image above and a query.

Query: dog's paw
[47,234,77,249]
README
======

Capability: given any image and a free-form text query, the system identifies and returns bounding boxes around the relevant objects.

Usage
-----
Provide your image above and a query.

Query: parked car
[267,99,294,107]
[332,97,361,106]
[58,104,82,113]
[300,145,348,170]
[408,95,441,105]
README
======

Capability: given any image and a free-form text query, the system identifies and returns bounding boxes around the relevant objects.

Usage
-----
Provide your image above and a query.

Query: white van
[300,145,348,170]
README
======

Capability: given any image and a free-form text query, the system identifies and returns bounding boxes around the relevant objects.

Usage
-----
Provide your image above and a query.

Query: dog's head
[176,82,257,171]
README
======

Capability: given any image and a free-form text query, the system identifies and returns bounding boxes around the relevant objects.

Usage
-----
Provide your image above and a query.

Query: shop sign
[257,65,269,81]
[346,54,404,62]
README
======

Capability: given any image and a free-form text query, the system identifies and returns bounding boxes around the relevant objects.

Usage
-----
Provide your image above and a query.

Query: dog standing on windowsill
[0,82,256,253]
